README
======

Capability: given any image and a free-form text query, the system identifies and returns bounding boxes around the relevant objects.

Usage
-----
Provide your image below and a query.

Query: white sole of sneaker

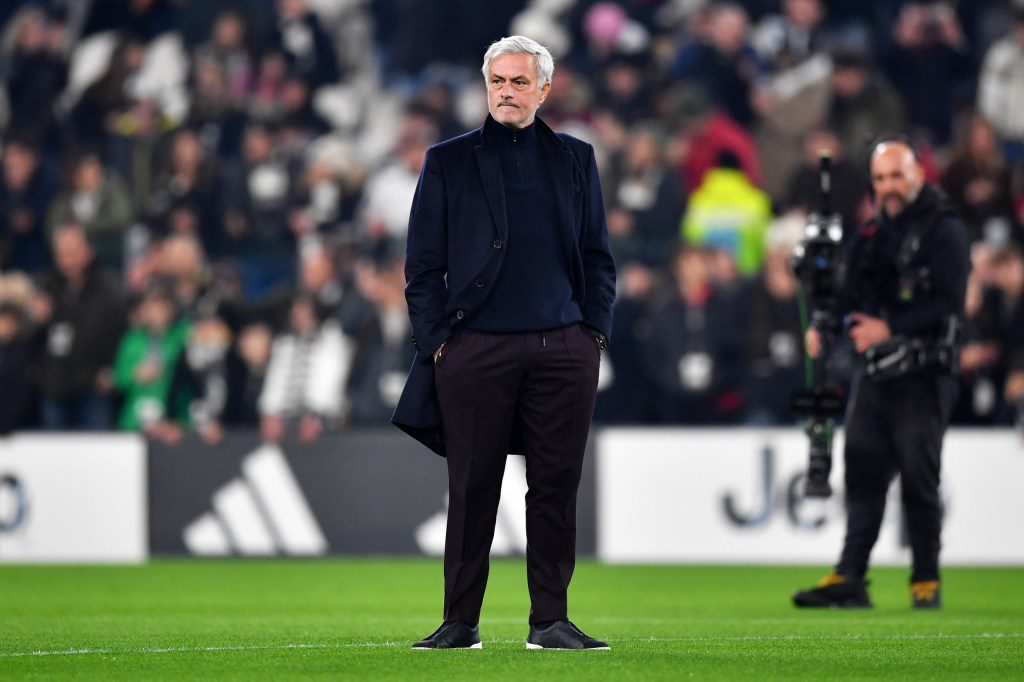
[525,643,611,650]
[412,642,483,650]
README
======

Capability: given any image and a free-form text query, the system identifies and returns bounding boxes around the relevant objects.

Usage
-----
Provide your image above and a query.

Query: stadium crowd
[2,0,1024,444]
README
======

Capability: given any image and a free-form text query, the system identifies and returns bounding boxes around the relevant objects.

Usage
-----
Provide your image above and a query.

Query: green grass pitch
[1,559,1021,679]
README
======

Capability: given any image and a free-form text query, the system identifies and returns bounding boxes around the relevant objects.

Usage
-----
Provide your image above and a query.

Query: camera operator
[793,135,970,609]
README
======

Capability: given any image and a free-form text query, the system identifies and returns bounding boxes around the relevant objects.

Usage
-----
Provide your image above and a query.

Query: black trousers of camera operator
[434,323,600,625]
[836,371,958,583]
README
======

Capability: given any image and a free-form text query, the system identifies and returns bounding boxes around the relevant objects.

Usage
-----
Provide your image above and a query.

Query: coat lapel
[475,144,508,244]
[538,124,576,266]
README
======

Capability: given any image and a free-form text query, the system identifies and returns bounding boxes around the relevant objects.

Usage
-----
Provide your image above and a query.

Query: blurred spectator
[247,240,346,333]
[827,49,906,162]
[751,0,826,70]
[113,285,190,433]
[258,295,351,442]
[187,55,248,158]
[291,161,342,236]
[346,253,413,424]
[578,1,648,69]
[784,128,867,236]
[80,0,177,42]
[273,0,340,89]
[194,10,254,107]
[743,215,804,424]
[978,8,1024,159]
[882,2,970,145]
[989,247,1024,424]
[34,224,127,430]
[942,115,1018,245]
[277,74,330,144]
[594,261,658,423]
[69,36,148,148]
[682,151,772,276]
[222,123,297,295]
[415,80,466,141]
[0,301,35,434]
[595,54,653,126]
[129,231,197,298]
[639,245,746,424]
[46,152,133,270]
[0,138,56,273]
[148,128,223,253]
[224,322,272,427]
[668,85,761,193]
[1,6,67,150]
[248,49,290,123]
[952,266,1003,424]
[604,123,685,265]
[358,114,437,242]
[105,97,178,217]
[748,0,833,201]
[164,313,234,444]
[671,2,763,127]
[751,50,832,201]
[155,233,216,317]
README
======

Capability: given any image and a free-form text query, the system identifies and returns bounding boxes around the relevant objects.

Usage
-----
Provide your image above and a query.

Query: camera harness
[862,207,963,381]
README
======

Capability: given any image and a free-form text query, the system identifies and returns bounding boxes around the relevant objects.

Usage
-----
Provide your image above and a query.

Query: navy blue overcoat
[390,115,616,456]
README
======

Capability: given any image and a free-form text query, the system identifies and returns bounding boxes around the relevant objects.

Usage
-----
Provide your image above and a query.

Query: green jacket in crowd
[113,319,191,431]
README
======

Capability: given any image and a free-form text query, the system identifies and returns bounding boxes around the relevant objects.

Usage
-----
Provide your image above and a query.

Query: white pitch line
[629,633,1024,643]
[1,633,1021,659]
[0,642,406,658]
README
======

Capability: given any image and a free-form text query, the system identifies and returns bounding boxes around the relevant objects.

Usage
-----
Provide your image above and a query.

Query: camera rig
[789,153,845,499]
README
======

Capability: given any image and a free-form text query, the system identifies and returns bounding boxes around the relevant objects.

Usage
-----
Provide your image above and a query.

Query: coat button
[456,310,465,319]
[493,239,502,249]
[475,279,484,287]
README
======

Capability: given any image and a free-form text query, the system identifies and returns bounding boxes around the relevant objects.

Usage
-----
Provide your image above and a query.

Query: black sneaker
[910,581,941,609]
[526,620,610,650]
[793,571,873,608]
[412,621,482,649]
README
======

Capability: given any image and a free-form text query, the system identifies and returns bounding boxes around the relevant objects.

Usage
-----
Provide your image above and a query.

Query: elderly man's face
[487,52,550,129]
[870,142,923,219]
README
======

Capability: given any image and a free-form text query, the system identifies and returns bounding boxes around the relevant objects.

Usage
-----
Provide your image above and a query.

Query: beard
[882,193,909,217]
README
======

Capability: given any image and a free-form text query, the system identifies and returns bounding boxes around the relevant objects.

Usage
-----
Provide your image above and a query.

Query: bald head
[870,141,923,219]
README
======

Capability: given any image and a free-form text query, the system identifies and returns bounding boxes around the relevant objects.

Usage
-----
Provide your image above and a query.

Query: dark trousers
[836,372,957,583]
[434,322,600,624]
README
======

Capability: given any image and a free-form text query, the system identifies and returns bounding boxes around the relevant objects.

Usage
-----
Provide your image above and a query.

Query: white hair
[481,35,555,88]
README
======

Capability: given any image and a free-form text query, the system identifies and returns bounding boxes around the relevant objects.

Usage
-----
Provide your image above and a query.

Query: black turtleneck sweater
[466,118,582,333]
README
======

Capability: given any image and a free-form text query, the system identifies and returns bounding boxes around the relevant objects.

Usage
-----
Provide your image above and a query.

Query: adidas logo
[183,444,328,556]
[414,456,528,556]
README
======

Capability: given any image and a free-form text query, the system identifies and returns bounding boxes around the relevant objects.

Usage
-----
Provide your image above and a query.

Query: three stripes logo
[182,444,328,556]
[414,456,528,557]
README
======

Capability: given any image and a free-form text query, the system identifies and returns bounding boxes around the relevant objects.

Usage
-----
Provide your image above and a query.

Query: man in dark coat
[392,36,616,650]
[34,224,127,430]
